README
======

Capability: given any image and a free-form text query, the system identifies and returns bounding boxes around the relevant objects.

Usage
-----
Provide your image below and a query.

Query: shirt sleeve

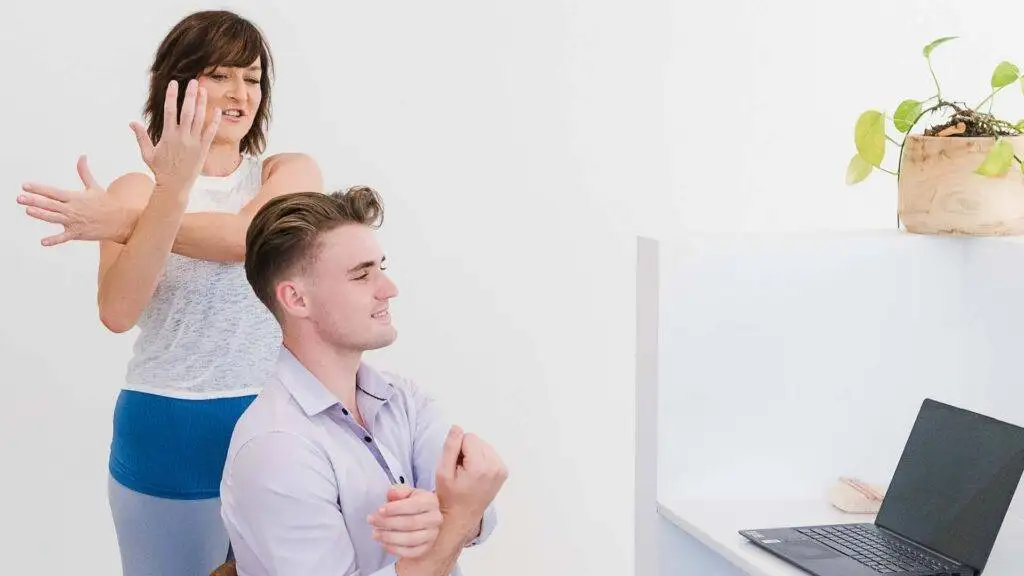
[221,431,399,576]
[403,378,499,548]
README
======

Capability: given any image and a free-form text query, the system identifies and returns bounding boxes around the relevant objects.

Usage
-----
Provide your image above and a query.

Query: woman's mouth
[221,108,246,123]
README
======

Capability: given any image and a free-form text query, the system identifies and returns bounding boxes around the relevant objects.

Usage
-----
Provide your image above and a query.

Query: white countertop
[657,496,876,576]
[657,495,1023,576]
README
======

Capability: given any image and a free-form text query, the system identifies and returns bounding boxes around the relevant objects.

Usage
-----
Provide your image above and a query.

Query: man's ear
[275,278,310,319]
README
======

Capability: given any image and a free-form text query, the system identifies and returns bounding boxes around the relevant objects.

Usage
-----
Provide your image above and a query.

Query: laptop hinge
[875,525,978,575]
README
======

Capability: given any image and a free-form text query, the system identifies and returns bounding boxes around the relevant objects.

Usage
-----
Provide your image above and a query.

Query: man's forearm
[395,516,477,576]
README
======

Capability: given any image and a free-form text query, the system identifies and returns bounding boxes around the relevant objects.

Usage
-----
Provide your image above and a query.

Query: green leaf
[922,36,957,57]
[854,110,886,167]
[991,61,1020,89]
[893,99,922,133]
[845,154,873,185]
[1016,119,1024,132]
[975,138,1016,177]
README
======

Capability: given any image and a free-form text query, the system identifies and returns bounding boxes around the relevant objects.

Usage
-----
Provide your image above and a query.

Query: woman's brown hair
[143,10,274,155]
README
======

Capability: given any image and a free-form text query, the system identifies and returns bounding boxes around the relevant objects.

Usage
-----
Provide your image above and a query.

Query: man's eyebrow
[347,255,386,274]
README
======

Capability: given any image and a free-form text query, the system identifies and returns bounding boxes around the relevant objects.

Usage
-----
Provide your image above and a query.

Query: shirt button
[342,408,349,416]
[399,476,405,484]
[364,436,372,443]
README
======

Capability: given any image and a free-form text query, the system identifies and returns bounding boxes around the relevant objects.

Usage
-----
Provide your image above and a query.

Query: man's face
[288,224,398,352]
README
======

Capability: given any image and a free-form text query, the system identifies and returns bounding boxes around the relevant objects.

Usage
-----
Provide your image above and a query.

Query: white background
[0,1,669,574]
[667,0,1024,234]
[4,0,1024,574]
[657,0,1024,573]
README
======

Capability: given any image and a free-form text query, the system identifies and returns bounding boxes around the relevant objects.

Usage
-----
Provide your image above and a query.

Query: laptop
[739,398,1024,576]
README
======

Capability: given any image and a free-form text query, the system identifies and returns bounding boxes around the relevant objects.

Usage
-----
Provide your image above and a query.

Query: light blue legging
[108,475,230,576]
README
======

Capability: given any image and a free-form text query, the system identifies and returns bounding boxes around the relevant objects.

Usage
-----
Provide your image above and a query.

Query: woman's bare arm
[97,173,189,333]
[105,153,321,263]
[161,152,323,262]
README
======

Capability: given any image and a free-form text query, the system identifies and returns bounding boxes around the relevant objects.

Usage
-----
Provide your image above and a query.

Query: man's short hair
[244,187,384,318]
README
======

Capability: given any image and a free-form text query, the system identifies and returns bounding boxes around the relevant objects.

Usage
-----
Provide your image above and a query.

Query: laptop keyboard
[796,524,960,574]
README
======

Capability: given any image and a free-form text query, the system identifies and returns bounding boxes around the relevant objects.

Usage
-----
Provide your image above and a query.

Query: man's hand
[368,486,443,558]
[394,427,507,576]
[435,425,508,538]
[18,156,134,246]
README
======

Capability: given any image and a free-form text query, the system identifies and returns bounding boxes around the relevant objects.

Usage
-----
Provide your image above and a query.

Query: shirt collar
[275,346,395,417]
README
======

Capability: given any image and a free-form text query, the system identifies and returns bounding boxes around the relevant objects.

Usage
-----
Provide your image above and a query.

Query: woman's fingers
[163,80,179,131]
[20,183,70,203]
[41,229,75,247]
[76,155,101,190]
[178,79,198,134]
[201,108,222,150]
[17,191,68,214]
[24,206,67,225]
[192,86,208,137]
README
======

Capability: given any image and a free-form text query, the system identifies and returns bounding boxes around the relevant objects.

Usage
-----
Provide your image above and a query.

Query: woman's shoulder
[259,152,321,182]
[107,171,155,207]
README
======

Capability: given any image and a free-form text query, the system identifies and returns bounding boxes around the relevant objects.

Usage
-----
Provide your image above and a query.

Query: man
[221,186,507,575]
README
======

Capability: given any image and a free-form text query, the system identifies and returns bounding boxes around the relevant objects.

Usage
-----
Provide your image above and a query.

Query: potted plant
[847,36,1024,235]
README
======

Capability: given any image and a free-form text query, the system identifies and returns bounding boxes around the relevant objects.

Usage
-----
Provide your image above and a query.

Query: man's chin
[363,329,398,351]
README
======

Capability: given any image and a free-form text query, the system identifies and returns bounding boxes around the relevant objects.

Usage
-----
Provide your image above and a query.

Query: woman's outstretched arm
[96,174,183,333]
[162,152,323,262]
[96,79,221,333]
[18,151,321,264]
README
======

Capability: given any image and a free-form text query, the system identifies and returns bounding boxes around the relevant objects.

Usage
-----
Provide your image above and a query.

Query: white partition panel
[656,231,1024,507]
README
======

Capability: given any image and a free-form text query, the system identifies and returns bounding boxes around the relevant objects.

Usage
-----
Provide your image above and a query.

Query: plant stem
[977,85,1006,110]
[878,166,898,176]
[927,57,942,101]
[886,135,903,146]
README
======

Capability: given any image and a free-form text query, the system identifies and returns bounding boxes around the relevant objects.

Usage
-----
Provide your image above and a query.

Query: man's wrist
[395,515,476,576]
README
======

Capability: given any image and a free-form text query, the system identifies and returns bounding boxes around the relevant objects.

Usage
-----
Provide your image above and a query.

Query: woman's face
[197,57,263,146]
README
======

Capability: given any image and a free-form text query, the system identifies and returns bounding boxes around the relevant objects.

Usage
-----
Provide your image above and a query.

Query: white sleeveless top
[123,155,282,400]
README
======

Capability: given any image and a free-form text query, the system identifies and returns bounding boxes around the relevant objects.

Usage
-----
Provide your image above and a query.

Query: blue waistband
[109,389,256,500]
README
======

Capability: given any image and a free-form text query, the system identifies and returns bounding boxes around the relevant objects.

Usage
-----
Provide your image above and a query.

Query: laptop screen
[875,399,1024,571]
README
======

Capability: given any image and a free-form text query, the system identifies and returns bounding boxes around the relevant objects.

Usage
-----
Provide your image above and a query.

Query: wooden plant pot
[898,135,1024,236]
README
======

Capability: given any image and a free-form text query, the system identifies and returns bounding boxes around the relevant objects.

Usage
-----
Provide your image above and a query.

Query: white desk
[656,495,1024,576]
[643,233,1024,576]
[657,497,874,576]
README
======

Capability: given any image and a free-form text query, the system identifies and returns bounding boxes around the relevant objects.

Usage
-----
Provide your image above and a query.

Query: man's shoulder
[229,378,316,456]
[366,366,448,427]
[367,365,427,398]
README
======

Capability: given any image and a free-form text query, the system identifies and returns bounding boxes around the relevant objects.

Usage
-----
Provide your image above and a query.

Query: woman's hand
[129,78,222,195]
[18,156,134,246]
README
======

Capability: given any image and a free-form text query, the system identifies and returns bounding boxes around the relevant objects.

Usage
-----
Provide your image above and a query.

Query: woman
[17,10,322,575]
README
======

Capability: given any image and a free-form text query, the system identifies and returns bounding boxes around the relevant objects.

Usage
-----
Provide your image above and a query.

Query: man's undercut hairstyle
[244,187,385,318]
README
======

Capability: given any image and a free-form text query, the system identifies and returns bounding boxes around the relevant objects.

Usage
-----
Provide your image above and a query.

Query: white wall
[0,1,671,574]
[667,0,1024,234]
[656,1,1024,572]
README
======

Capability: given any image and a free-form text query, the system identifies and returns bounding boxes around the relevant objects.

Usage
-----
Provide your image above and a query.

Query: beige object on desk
[829,477,887,514]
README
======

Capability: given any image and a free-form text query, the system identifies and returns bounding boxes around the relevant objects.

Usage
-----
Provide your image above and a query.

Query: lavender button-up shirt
[220,347,497,576]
